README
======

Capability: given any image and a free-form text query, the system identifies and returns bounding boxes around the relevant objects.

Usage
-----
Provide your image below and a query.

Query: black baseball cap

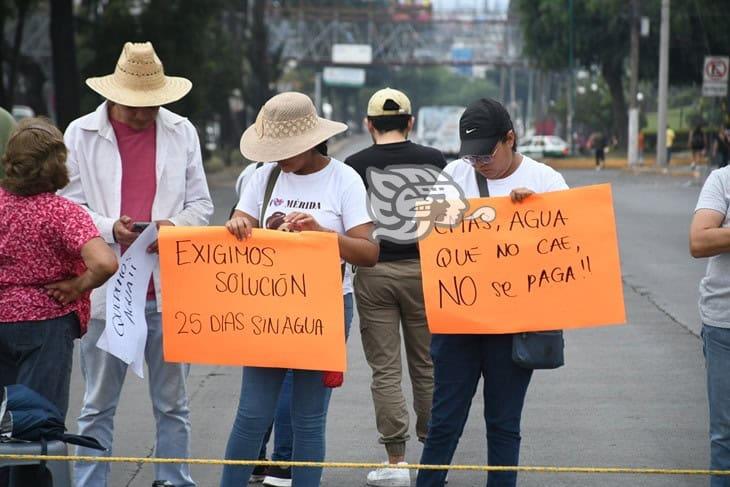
[458,98,514,157]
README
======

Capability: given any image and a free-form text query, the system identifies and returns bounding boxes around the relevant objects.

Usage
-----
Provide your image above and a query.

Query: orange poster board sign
[419,184,626,334]
[158,227,346,371]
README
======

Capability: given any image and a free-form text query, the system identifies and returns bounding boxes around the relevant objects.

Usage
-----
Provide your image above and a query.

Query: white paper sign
[98,224,159,378]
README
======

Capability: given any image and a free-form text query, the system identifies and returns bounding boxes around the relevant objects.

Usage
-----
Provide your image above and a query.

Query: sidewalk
[544,151,707,179]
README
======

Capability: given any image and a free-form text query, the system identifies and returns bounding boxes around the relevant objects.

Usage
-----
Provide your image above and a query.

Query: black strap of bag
[260,164,281,225]
[475,169,490,198]
[473,169,564,370]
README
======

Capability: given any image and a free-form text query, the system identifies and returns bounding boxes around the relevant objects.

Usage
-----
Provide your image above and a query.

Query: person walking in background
[417,98,568,487]
[345,87,445,487]
[0,117,117,486]
[589,131,606,170]
[690,123,708,170]
[60,42,214,487]
[714,125,730,169]
[638,130,645,164]
[690,162,730,487]
[221,91,378,487]
[666,125,676,165]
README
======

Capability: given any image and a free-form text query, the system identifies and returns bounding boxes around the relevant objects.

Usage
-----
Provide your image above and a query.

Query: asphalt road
[66,134,712,486]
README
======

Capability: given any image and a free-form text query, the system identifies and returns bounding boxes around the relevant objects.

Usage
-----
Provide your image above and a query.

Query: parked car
[518,135,569,158]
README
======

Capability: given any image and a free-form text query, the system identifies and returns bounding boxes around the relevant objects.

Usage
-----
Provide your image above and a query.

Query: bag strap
[260,165,282,224]
[39,436,47,470]
[474,168,489,197]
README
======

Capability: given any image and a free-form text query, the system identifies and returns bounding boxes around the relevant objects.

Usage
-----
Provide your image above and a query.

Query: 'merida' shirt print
[236,158,372,294]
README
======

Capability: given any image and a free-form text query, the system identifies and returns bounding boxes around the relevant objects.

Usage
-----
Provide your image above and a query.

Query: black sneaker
[152,482,175,487]
[250,463,267,483]
[262,465,292,487]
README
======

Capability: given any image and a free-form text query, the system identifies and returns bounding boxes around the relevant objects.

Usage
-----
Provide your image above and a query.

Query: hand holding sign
[158,227,346,372]
[419,184,625,334]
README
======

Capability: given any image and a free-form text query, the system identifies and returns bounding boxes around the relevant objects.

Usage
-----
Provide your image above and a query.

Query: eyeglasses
[463,144,500,167]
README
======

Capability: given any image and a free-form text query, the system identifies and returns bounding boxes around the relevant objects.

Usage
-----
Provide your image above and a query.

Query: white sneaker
[366,462,411,487]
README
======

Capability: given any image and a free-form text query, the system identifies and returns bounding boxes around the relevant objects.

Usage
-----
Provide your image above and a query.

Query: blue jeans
[221,368,331,487]
[417,334,532,487]
[266,293,354,462]
[75,301,194,487]
[702,324,730,486]
[0,313,80,487]
[0,313,80,418]
[222,294,353,486]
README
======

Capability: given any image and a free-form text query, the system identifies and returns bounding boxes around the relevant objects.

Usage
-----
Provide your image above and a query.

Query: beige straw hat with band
[240,92,347,162]
[85,42,192,107]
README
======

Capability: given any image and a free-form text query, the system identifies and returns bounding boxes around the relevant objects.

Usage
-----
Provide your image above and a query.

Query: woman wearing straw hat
[60,42,213,487]
[221,92,378,487]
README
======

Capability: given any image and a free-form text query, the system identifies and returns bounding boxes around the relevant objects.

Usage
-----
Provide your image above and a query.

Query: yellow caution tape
[0,455,728,476]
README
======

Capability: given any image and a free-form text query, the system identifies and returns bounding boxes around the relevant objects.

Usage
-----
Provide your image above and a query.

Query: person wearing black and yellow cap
[346,88,446,487]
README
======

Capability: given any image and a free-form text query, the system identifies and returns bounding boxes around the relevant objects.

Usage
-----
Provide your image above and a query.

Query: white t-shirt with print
[236,158,371,294]
[442,154,569,197]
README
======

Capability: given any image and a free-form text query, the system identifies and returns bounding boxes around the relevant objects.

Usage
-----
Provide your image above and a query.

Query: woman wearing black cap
[417,98,569,487]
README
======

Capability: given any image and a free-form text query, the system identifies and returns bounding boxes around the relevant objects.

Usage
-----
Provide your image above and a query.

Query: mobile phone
[132,222,151,232]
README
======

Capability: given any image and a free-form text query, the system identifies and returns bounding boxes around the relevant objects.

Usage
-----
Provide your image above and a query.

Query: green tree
[516,0,730,146]
[241,0,283,127]
[515,0,630,145]
[1,0,39,110]
[76,0,244,132]
[638,0,730,85]
[51,0,81,129]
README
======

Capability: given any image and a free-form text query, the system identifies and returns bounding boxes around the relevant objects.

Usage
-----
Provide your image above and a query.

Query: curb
[543,159,703,179]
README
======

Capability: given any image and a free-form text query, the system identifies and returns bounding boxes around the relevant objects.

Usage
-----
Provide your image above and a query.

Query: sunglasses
[463,144,500,167]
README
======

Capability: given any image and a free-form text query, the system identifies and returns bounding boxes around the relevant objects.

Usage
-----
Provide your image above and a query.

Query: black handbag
[511,331,565,369]
[474,170,565,370]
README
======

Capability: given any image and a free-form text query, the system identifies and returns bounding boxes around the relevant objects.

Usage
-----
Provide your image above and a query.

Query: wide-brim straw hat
[85,42,192,107]
[240,92,347,162]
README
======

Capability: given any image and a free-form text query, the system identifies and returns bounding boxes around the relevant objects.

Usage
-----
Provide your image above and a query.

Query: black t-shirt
[345,140,447,262]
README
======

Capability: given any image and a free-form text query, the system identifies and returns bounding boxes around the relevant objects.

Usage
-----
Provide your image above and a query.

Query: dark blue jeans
[260,293,354,462]
[702,324,730,486]
[0,313,80,487]
[0,313,80,417]
[222,295,354,486]
[417,334,532,487]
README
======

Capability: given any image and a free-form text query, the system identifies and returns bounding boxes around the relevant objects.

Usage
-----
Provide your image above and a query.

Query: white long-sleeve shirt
[60,102,214,319]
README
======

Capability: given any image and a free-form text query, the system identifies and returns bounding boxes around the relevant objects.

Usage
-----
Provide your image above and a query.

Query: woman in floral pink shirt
[0,118,117,420]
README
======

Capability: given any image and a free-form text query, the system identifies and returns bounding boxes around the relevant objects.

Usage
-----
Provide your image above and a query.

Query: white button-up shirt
[60,102,214,319]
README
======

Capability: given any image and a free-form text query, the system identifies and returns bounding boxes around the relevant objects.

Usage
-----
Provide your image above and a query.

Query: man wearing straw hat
[59,42,213,487]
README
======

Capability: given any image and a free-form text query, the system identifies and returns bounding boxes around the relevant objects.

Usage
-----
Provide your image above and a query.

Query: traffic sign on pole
[323,67,366,87]
[702,56,729,97]
[332,44,372,65]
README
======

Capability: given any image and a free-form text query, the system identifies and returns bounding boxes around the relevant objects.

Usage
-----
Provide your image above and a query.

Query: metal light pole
[628,0,641,166]
[656,0,670,167]
[567,0,575,155]
[314,72,322,114]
